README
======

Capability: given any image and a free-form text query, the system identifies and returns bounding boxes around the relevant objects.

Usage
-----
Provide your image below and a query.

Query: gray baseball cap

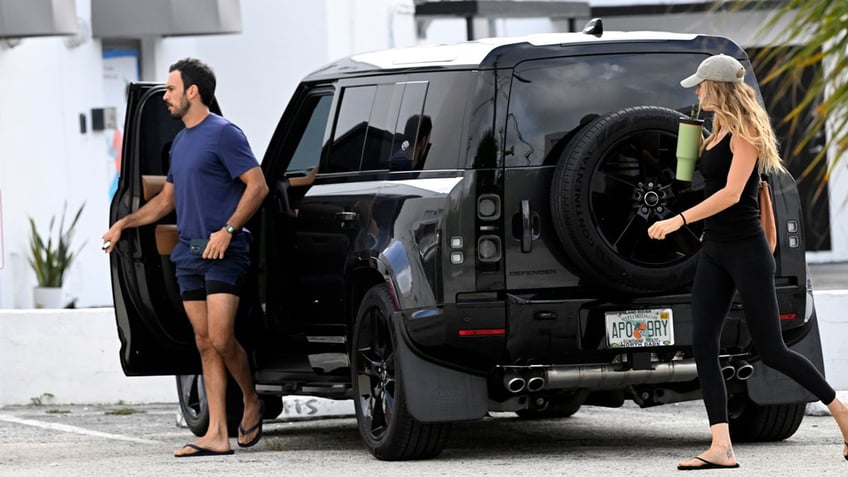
[680,54,746,88]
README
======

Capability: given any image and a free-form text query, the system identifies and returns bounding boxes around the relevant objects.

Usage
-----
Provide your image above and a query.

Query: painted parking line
[0,414,160,444]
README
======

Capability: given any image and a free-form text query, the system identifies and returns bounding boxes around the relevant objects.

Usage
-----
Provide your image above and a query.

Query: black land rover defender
[109,23,825,460]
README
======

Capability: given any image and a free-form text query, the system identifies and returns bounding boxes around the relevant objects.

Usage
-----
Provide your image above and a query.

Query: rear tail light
[458,328,505,337]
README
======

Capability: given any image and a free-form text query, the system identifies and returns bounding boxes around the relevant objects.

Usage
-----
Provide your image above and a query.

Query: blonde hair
[698,80,785,175]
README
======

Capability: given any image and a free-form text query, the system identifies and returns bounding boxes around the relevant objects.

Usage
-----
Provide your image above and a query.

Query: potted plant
[27,202,86,308]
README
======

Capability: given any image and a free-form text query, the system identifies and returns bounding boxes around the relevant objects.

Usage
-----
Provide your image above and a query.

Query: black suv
[109,23,825,460]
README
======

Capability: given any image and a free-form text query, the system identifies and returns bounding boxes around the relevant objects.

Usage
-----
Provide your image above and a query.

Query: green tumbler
[675,118,704,182]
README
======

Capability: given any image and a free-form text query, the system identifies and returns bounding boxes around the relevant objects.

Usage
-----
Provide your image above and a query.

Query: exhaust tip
[506,377,526,393]
[721,364,736,381]
[503,369,526,393]
[526,376,545,392]
[734,360,754,380]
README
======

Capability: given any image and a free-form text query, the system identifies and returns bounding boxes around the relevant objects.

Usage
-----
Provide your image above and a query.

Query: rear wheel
[728,397,805,441]
[351,284,451,460]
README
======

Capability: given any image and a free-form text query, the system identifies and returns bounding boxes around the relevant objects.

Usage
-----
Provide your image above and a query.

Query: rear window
[505,53,719,167]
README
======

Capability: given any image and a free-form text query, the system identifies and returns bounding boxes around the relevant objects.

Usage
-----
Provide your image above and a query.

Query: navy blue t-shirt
[166,113,259,241]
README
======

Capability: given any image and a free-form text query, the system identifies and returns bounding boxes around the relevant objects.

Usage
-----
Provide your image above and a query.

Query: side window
[324,85,377,173]
[418,73,471,170]
[286,94,333,173]
[362,84,402,171]
[389,82,427,171]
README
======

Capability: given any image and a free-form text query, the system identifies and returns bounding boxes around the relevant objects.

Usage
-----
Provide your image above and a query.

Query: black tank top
[699,133,761,242]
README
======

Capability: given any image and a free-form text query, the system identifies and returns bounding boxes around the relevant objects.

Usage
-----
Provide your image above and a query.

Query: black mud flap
[395,318,488,423]
[746,309,825,405]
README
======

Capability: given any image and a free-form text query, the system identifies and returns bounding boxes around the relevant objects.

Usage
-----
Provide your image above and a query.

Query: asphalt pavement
[1,398,847,477]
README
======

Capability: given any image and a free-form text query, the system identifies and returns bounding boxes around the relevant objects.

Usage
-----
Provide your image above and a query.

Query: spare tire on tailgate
[550,106,705,294]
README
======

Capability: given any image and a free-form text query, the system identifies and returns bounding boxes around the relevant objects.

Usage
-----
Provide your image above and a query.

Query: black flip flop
[677,456,740,471]
[238,400,265,448]
[844,441,847,461]
[175,443,234,458]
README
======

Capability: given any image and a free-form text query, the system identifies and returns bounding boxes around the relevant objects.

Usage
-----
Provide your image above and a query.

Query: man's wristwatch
[224,223,237,234]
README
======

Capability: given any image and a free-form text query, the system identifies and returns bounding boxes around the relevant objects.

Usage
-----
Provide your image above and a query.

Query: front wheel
[351,284,451,460]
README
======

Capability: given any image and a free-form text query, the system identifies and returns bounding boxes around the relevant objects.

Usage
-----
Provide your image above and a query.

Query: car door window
[324,85,377,174]
[287,94,333,173]
[362,84,402,171]
[418,72,471,171]
[389,82,427,171]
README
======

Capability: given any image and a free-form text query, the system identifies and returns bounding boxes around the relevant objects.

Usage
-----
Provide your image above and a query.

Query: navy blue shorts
[170,233,251,299]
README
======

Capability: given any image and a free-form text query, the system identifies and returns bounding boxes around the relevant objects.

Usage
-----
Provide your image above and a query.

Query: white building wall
[0,1,842,309]
[0,0,416,309]
[0,0,112,310]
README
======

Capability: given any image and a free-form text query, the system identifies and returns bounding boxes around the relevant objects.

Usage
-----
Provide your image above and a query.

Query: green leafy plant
[28,202,86,288]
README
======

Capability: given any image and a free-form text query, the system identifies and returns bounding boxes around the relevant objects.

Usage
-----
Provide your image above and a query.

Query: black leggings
[692,234,836,425]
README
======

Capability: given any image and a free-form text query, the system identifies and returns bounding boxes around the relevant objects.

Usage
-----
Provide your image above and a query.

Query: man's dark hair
[169,58,216,107]
[403,114,433,143]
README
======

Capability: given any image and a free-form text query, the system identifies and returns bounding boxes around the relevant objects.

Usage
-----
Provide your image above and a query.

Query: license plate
[605,309,674,348]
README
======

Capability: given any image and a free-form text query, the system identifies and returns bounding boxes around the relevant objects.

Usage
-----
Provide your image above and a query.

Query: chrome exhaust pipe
[503,369,526,393]
[541,359,698,390]
[734,360,754,381]
[525,374,546,392]
[721,362,736,381]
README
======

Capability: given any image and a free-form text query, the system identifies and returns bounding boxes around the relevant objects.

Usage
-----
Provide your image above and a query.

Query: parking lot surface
[1,398,846,477]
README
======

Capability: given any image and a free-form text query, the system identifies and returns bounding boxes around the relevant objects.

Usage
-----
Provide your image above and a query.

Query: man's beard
[169,96,190,119]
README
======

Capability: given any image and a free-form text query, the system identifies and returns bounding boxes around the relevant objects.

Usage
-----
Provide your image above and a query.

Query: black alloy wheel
[550,106,706,294]
[351,284,449,460]
[175,374,241,438]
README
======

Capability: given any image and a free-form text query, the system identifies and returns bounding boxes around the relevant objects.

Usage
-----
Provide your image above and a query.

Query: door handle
[521,200,532,253]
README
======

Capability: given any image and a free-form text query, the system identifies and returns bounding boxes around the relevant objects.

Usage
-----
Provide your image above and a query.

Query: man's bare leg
[174,300,231,456]
[205,293,262,447]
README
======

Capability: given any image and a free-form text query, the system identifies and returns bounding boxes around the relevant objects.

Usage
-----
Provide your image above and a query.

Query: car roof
[304,30,745,81]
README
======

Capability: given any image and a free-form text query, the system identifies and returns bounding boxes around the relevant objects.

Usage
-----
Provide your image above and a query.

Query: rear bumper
[401,285,816,373]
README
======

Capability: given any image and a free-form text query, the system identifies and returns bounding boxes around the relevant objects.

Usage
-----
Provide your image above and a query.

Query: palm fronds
[727,0,848,174]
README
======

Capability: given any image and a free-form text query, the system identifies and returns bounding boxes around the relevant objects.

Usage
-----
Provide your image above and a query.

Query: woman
[647,54,848,470]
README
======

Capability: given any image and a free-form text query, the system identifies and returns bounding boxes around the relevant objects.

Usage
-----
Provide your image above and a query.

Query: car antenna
[583,18,603,37]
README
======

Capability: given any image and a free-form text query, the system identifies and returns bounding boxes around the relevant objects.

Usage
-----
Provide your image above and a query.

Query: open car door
[108,83,207,375]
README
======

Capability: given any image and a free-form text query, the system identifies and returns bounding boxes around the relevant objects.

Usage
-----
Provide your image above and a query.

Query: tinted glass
[287,94,332,173]
[420,72,471,170]
[140,90,184,175]
[389,82,427,171]
[362,84,402,171]
[325,85,377,173]
[505,53,706,167]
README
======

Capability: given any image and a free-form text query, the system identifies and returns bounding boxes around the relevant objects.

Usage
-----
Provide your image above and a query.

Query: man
[390,114,432,171]
[102,58,269,457]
